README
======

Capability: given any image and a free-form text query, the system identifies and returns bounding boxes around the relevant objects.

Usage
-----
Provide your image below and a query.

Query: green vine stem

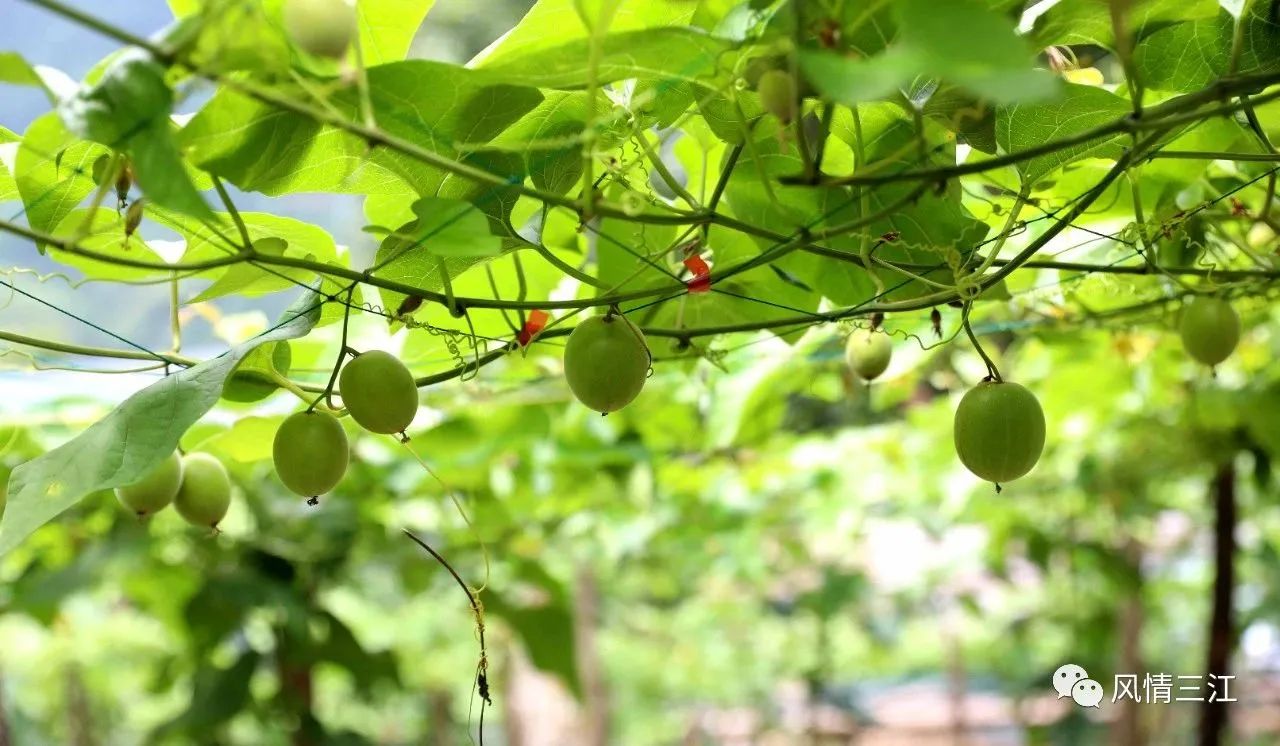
[962,302,1001,382]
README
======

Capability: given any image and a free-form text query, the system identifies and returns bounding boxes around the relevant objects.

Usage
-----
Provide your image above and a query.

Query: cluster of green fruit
[115,452,232,529]
[273,350,419,503]
[841,294,1242,488]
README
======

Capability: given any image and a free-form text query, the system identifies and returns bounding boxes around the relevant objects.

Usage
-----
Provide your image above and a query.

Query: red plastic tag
[683,255,711,293]
[517,309,549,347]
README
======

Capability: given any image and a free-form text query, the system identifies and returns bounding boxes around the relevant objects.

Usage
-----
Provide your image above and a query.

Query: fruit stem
[962,303,1002,382]
[310,287,356,412]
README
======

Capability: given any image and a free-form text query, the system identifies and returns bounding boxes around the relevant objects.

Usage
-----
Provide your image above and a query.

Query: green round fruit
[273,410,349,497]
[953,380,1046,484]
[757,70,798,124]
[223,342,292,403]
[283,0,357,59]
[174,453,231,528]
[339,350,419,435]
[1179,296,1239,367]
[115,450,183,517]
[845,329,892,381]
[563,314,650,413]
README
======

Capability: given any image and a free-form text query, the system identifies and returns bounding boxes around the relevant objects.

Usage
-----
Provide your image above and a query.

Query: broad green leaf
[186,415,287,462]
[0,290,323,556]
[45,207,154,282]
[799,47,921,106]
[1027,0,1220,48]
[591,184,678,293]
[995,84,1130,185]
[474,27,735,88]
[892,0,1058,103]
[162,0,292,74]
[189,238,300,303]
[791,0,1055,105]
[406,198,503,258]
[0,51,50,98]
[0,125,17,201]
[357,0,437,65]
[464,90,620,195]
[153,209,347,297]
[15,113,109,249]
[57,47,212,218]
[372,237,489,318]
[58,48,172,147]
[220,341,293,403]
[1135,8,1280,92]
[473,0,697,69]
[471,0,733,88]
[370,197,504,317]
[180,61,542,204]
[128,118,214,218]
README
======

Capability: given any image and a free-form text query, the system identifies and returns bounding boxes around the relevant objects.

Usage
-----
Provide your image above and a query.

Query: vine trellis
[1,0,1279,392]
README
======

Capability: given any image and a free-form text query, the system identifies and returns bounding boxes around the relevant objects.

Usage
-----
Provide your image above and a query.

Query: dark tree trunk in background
[574,566,610,746]
[1111,537,1146,746]
[64,663,96,746]
[276,627,317,746]
[0,672,12,746]
[426,689,456,746]
[1199,461,1236,746]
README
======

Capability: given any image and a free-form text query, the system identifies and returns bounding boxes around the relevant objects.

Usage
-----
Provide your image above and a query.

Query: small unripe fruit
[563,314,650,413]
[174,453,231,528]
[283,0,357,59]
[273,411,349,497]
[339,350,418,435]
[1179,296,1239,367]
[115,450,183,517]
[757,70,798,124]
[953,381,1045,484]
[845,329,892,381]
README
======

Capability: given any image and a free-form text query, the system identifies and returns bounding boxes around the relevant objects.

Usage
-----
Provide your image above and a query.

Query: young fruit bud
[953,381,1045,485]
[845,329,892,381]
[273,410,349,498]
[124,198,145,239]
[563,314,650,413]
[338,350,418,435]
[757,70,798,125]
[174,452,232,529]
[115,162,133,206]
[115,450,183,517]
[1179,296,1239,367]
[284,0,358,59]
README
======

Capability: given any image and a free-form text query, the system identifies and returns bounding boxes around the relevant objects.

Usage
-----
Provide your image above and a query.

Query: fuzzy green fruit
[563,315,650,413]
[174,453,231,528]
[273,410,349,497]
[1179,296,1239,367]
[757,70,798,124]
[338,350,418,435]
[115,450,183,517]
[283,0,357,59]
[845,330,892,381]
[953,381,1046,484]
